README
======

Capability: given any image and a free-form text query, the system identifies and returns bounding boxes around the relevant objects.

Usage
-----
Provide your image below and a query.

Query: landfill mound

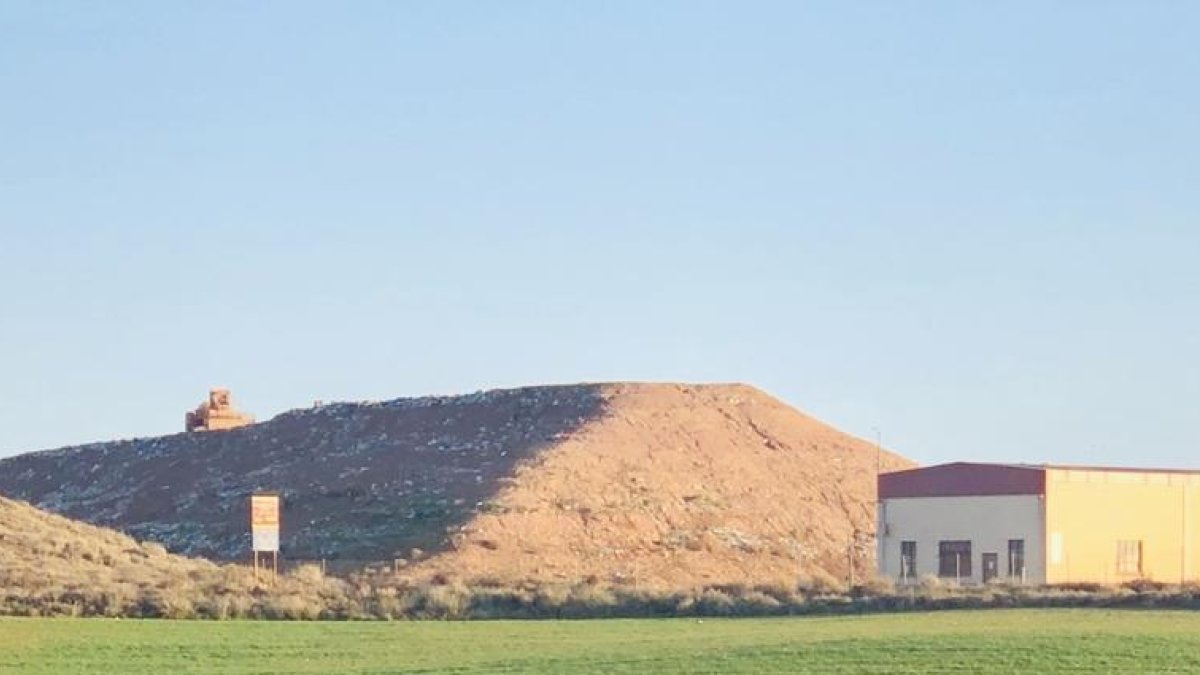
[0,383,911,588]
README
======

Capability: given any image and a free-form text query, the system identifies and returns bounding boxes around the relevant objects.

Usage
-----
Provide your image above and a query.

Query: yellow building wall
[1045,469,1200,584]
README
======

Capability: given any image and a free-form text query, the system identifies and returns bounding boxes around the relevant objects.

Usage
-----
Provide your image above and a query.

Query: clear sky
[1,2,1197,466]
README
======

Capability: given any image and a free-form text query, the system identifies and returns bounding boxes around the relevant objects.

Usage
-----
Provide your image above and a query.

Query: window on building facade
[1007,539,1025,579]
[938,540,972,579]
[900,541,917,580]
[1117,540,1142,576]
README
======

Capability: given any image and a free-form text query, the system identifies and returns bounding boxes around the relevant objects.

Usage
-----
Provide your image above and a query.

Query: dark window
[938,540,972,579]
[900,541,917,580]
[1008,539,1025,579]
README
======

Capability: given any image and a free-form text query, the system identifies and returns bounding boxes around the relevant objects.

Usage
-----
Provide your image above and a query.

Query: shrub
[288,564,327,587]
[533,584,571,617]
[851,575,895,598]
[143,589,197,619]
[694,588,735,616]
[419,582,471,619]
[568,583,617,615]
[264,594,321,620]
[799,569,846,595]
[736,590,783,614]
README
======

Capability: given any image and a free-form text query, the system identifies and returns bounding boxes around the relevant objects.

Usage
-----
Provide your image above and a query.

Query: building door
[982,553,999,583]
[1008,539,1025,581]
[900,541,917,583]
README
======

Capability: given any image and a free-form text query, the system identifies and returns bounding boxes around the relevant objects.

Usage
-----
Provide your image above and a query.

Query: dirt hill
[0,383,911,588]
[0,495,353,619]
[0,494,216,602]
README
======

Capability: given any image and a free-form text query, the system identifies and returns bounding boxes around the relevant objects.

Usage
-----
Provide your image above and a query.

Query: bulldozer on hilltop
[185,388,255,432]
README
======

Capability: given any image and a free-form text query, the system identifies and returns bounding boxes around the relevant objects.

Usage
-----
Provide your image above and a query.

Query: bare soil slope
[416,383,912,587]
[0,494,215,600]
[0,383,911,588]
[0,496,352,619]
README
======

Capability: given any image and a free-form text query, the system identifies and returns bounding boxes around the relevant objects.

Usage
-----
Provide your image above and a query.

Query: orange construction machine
[185,388,255,432]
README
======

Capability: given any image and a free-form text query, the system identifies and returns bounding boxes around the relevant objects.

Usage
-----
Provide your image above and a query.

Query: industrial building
[877,462,1200,585]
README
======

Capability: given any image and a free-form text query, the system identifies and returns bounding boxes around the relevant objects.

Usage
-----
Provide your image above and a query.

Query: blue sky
[1,2,1197,466]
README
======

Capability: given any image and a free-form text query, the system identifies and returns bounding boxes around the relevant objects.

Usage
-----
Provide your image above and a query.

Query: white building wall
[877,494,1045,585]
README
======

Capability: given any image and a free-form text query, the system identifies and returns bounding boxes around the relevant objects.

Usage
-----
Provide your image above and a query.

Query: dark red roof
[878,462,1046,499]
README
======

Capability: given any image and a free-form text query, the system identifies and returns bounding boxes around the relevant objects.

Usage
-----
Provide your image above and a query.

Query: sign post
[250,493,280,582]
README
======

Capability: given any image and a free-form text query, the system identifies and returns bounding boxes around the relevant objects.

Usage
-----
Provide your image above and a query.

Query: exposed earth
[0,493,215,596]
[0,383,912,588]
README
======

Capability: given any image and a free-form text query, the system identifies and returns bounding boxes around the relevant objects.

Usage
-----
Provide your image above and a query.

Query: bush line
[5,567,1200,620]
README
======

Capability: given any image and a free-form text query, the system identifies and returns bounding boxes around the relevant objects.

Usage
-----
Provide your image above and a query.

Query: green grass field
[3,609,1200,673]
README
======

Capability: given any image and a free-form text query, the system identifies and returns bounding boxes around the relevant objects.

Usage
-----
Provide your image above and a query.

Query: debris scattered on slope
[0,383,912,588]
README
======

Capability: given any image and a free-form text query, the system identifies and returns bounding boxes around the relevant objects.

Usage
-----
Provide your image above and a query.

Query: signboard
[253,527,280,553]
[251,493,280,553]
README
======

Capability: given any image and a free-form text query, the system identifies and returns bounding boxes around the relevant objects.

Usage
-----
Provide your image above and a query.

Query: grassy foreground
[2,609,1200,673]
